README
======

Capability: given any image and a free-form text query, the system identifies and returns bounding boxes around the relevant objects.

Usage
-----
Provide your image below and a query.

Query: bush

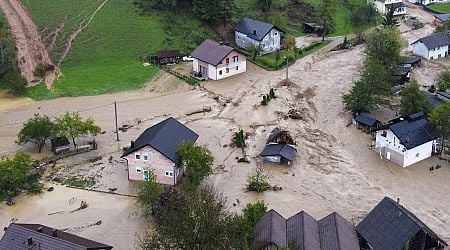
[1,72,27,96]
[33,62,46,78]
[234,129,246,148]
[246,165,270,193]
[0,152,35,200]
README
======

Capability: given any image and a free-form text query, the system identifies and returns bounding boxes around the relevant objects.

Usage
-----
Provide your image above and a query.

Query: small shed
[260,144,297,166]
[353,113,381,132]
[390,65,411,85]
[154,50,181,65]
[402,56,422,68]
[437,91,450,102]
[303,23,324,36]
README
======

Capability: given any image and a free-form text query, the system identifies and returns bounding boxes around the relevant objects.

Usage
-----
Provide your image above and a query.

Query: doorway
[143,170,150,181]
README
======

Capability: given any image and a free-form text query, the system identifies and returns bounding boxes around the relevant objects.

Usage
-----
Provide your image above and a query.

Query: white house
[369,0,407,15]
[234,17,283,55]
[190,40,246,81]
[408,0,449,5]
[373,112,440,167]
[412,32,450,60]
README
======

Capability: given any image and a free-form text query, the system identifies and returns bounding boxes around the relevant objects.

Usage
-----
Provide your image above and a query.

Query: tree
[247,164,271,193]
[436,20,450,33]
[137,172,163,217]
[382,7,399,28]
[350,3,377,43]
[2,72,27,96]
[56,112,101,147]
[400,80,430,115]
[343,59,392,113]
[269,13,288,30]
[143,185,247,249]
[438,70,450,92]
[258,0,272,12]
[242,201,267,243]
[192,0,236,24]
[429,102,450,152]
[315,0,337,41]
[0,152,33,200]
[283,34,296,51]
[249,43,262,60]
[366,28,403,68]
[17,114,56,153]
[176,142,214,186]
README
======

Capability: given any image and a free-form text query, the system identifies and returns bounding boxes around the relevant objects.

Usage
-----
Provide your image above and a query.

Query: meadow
[428,3,450,13]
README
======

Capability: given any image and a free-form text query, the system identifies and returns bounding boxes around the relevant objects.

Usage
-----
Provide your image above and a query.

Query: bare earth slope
[0,0,55,86]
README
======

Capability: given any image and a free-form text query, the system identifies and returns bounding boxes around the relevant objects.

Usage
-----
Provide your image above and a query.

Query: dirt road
[0,0,55,86]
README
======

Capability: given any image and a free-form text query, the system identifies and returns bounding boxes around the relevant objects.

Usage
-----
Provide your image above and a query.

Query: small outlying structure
[260,128,297,166]
[357,197,448,250]
[0,223,113,249]
[303,22,324,36]
[373,112,441,167]
[402,56,422,68]
[390,65,411,85]
[353,113,382,132]
[251,209,360,250]
[153,50,181,65]
[434,13,450,26]
[412,32,450,60]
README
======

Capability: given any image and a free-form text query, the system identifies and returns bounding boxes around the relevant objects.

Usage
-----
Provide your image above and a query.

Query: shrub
[234,129,246,148]
[246,165,271,193]
[33,62,46,78]
[2,72,27,96]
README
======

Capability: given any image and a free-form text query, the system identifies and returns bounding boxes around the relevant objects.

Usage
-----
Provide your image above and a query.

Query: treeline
[0,16,26,96]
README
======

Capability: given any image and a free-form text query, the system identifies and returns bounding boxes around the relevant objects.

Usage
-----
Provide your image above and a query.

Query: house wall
[403,141,434,167]
[413,42,430,59]
[428,45,449,60]
[192,59,210,78]
[235,28,281,55]
[126,145,181,185]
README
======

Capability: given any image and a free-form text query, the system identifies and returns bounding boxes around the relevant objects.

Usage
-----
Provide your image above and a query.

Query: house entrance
[199,66,208,78]
[143,170,150,181]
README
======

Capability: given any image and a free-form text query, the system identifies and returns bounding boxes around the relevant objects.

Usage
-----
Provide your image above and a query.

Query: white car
[183,56,194,62]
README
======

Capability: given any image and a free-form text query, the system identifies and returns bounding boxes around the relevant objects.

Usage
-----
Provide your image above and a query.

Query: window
[430,56,434,60]
[233,56,238,62]
[219,70,223,75]
[381,131,387,137]
[236,66,239,70]
[165,170,174,177]
[438,54,442,58]
[135,153,141,160]
[136,166,142,173]
[415,153,420,158]
[226,58,230,64]
[237,36,240,40]
[226,68,229,73]
[274,32,278,36]
[143,153,149,161]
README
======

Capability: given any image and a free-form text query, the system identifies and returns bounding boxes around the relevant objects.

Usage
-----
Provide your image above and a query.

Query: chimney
[52,229,57,237]
[37,227,43,233]
[27,237,33,246]
[130,141,135,148]
[397,198,400,204]
[253,29,257,35]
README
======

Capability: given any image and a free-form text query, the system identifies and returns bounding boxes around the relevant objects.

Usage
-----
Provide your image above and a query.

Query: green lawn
[428,3,450,13]
[22,0,211,99]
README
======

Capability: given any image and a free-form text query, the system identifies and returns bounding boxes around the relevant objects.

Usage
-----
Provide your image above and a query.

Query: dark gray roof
[0,223,113,250]
[388,113,440,150]
[412,32,450,50]
[435,13,450,22]
[251,209,287,249]
[423,91,444,108]
[318,213,359,250]
[386,2,405,8]
[121,117,198,162]
[260,144,297,161]
[354,113,379,127]
[235,17,277,41]
[437,91,450,99]
[251,210,359,250]
[357,197,448,250]
[190,40,235,66]
[402,56,421,65]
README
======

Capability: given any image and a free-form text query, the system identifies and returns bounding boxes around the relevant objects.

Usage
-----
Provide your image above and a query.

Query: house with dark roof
[234,17,283,55]
[153,50,181,65]
[368,0,406,16]
[352,113,382,132]
[121,117,198,185]
[251,209,360,250]
[0,223,113,250]
[260,128,297,166]
[190,39,246,81]
[357,197,448,250]
[434,13,450,26]
[412,32,450,60]
[373,112,441,167]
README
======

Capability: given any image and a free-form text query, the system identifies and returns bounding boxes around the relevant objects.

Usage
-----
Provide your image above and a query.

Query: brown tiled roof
[155,50,181,59]
[0,223,113,250]
[190,40,235,66]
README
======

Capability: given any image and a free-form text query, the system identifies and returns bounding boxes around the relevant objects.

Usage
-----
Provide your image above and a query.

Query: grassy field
[428,3,450,13]
[22,0,211,99]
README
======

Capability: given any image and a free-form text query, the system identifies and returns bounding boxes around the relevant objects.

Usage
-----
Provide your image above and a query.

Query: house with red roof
[190,40,246,81]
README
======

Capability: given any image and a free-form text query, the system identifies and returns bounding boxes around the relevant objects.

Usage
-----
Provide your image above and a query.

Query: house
[153,50,181,65]
[357,197,448,250]
[260,128,297,166]
[121,117,198,185]
[251,209,360,250]
[352,113,382,132]
[434,13,450,26]
[409,0,450,5]
[190,40,246,80]
[0,223,113,249]
[234,17,283,55]
[369,0,407,16]
[373,112,441,167]
[402,56,422,68]
[412,32,450,60]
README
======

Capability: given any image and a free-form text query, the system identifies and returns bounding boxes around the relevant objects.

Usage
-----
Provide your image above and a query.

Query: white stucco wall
[192,59,199,72]
[428,45,449,60]
[413,42,449,60]
[403,141,434,167]
[216,61,247,80]
[235,28,282,55]
[413,42,430,59]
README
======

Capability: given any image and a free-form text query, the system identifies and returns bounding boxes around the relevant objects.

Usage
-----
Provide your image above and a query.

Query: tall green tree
[56,112,101,147]
[0,152,33,200]
[142,185,246,249]
[400,80,430,115]
[258,0,272,12]
[365,28,403,68]
[137,172,163,217]
[176,142,214,186]
[193,0,236,24]
[429,102,450,151]
[315,0,337,41]
[343,59,392,113]
[17,114,57,153]
[382,7,399,28]
[242,201,267,243]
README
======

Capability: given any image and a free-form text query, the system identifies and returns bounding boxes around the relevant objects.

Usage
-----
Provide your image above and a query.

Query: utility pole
[114,101,119,141]
[285,56,289,81]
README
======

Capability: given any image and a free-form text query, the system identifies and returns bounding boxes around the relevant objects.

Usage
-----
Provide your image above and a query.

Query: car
[183,56,194,62]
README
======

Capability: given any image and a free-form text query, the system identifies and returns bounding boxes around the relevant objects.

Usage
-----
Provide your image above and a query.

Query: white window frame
[143,153,149,161]
[135,153,141,160]
[219,70,223,75]
[136,166,142,173]
[164,170,174,177]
